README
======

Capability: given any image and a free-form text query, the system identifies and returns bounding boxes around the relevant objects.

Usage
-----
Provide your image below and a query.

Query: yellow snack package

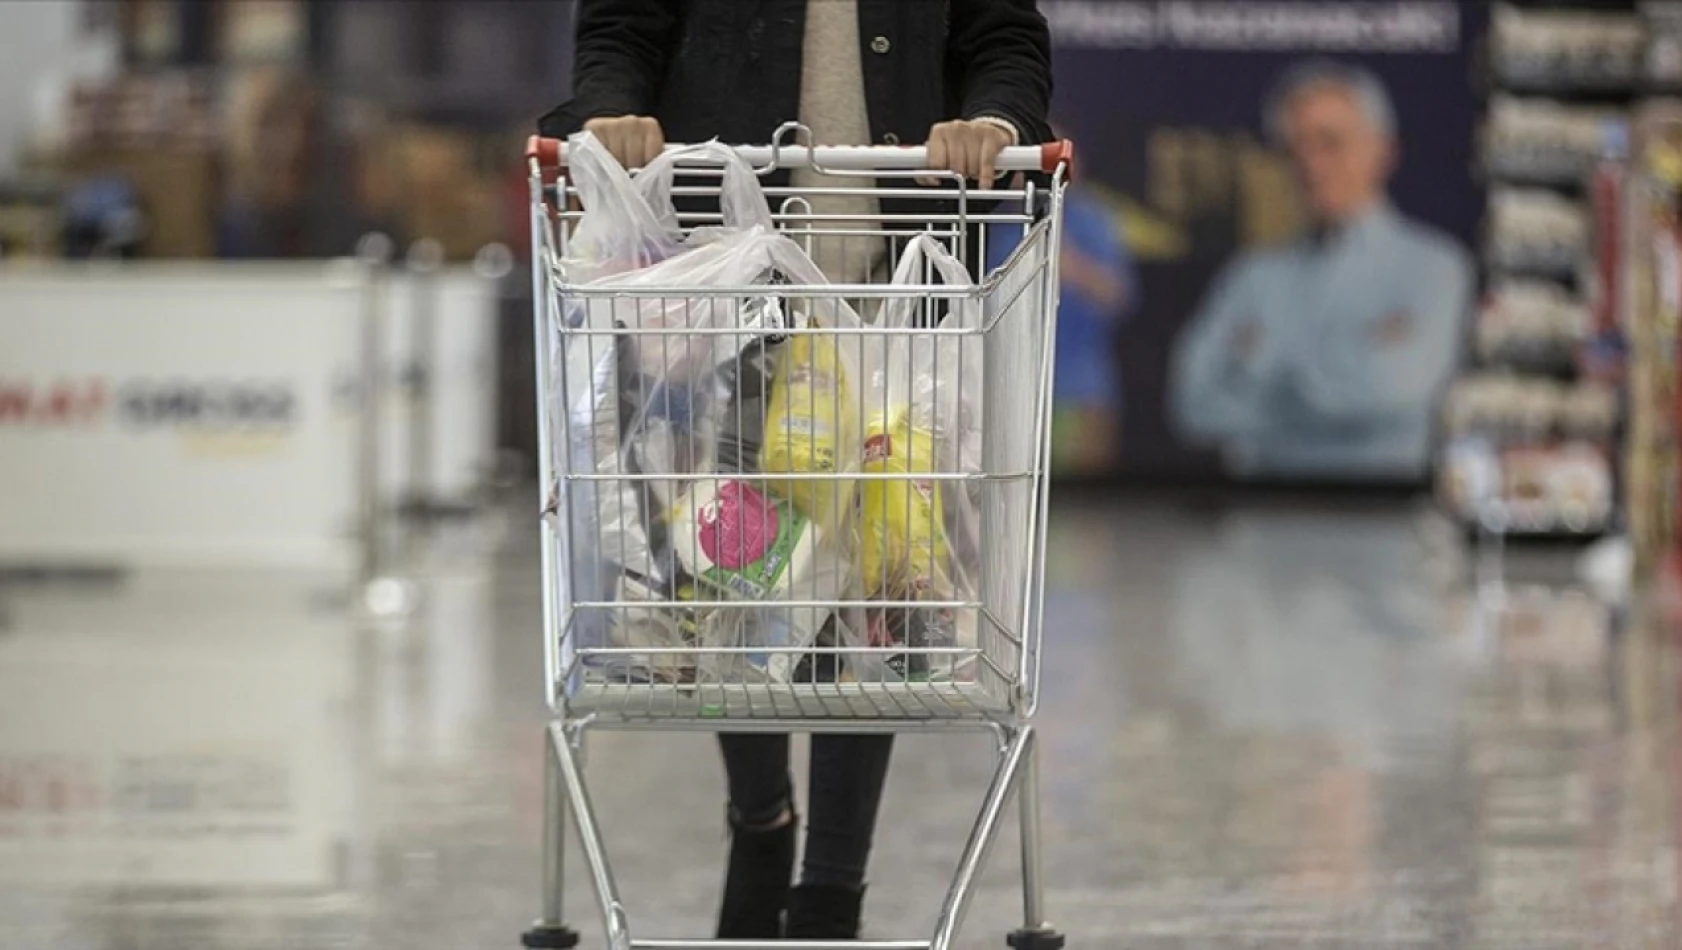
[761,329,854,529]
[858,411,948,596]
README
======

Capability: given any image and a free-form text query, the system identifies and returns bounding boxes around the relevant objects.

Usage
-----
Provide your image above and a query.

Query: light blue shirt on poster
[1169,201,1473,480]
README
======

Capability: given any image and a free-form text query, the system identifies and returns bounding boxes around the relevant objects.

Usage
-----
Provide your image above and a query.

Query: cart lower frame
[521,717,1062,950]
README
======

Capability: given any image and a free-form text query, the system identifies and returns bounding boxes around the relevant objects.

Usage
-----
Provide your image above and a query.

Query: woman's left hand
[925,119,1015,188]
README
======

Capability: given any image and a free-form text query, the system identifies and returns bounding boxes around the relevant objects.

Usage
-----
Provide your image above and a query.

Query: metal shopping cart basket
[520,125,1070,950]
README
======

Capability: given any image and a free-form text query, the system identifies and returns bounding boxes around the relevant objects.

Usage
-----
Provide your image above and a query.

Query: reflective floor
[0,496,1678,949]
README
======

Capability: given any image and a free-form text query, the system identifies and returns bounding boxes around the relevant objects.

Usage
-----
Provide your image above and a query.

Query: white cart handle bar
[525,134,1074,178]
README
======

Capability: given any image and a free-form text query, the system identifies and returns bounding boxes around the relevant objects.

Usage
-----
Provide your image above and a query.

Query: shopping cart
[520,124,1070,950]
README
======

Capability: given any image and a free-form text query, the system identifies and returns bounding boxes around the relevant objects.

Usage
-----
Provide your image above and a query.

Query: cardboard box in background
[40,147,220,259]
[63,73,220,152]
[377,125,516,261]
[23,71,222,259]
[0,182,63,259]
[20,67,522,260]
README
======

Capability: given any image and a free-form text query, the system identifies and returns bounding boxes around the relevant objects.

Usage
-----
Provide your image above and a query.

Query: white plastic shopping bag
[854,235,987,681]
[552,132,870,683]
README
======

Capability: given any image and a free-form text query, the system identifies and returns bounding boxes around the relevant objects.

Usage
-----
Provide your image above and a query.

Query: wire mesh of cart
[520,125,1071,950]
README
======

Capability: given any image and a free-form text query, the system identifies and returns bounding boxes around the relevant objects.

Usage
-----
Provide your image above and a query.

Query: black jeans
[717,732,894,890]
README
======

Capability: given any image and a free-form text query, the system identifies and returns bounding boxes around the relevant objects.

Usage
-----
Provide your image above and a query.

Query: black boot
[784,883,865,939]
[715,808,796,938]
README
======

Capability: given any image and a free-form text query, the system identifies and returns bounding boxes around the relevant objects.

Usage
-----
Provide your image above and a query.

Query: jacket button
[870,35,891,54]
[883,132,900,145]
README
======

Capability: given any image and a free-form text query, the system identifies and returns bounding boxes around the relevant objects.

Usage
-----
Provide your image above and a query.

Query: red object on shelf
[1590,155,1623,334]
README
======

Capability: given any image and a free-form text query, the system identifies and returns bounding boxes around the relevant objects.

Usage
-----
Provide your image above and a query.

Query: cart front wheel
[521,923,580,949]
[1008,927,1067,950]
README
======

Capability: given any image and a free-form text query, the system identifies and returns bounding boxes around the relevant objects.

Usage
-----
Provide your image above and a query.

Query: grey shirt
[791,0,882,284]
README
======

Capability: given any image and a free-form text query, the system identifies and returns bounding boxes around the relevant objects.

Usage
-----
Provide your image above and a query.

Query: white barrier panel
[379,269,501,509]
[0,264,364,569]
[0,576,358,888]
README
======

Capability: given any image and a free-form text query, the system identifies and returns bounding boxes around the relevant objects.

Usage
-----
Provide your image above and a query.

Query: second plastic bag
[854,236,987,682]
[858,236,984,595]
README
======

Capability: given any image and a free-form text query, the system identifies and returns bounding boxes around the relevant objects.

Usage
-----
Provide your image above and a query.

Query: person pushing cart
[525,3,1067,947]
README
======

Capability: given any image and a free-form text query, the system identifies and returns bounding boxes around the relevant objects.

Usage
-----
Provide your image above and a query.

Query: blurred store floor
[0,496,1678,949]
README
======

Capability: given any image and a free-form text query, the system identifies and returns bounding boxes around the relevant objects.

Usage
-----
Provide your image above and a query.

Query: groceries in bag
[614,571,697,683]
[855,410,963,684]
[714,337,779,474]
[857,411,949,597]
[668,479,845,682]
[669,480,819,600]
[761,328,856,532]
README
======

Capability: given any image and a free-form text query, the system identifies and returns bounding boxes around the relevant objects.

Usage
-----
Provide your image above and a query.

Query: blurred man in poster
[1169,61,1473,480]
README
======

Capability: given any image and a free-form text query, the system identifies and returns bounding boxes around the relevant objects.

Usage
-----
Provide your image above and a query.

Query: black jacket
[538,0,1054,148]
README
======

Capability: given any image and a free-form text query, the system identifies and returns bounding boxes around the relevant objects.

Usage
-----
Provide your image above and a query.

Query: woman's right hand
[583,115,665,168]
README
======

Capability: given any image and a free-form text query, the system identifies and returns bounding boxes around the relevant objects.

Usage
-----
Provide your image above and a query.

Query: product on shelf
[1485,96,1628,182]
[1644,1,1682,86]
[1488,187,1590,275]
[1444,374,1619,443]
[1441,437,1614,532]
[1442,439,1503,519]
[1476,279,1589,364]
[1542,444,1616,526]
[1492,4,1646,89]
[1445,7,1641,544]
[1589,124,1630,339]
[1562,382,1622,438]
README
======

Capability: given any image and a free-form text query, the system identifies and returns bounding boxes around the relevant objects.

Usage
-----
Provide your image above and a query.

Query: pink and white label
[697,481,779,569]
